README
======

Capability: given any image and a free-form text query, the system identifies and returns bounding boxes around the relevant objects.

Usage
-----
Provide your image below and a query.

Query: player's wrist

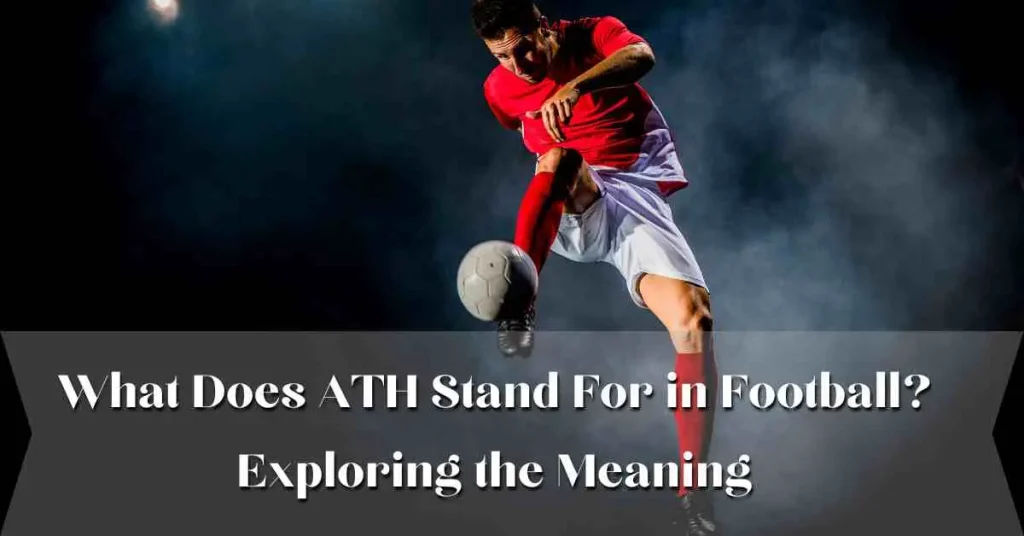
[566,79,587,97]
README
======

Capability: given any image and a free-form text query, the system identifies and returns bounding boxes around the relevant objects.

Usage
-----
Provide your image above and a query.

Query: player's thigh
[601,182,708,305]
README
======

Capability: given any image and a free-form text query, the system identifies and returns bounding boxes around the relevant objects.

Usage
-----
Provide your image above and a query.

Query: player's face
[484,28,551,83]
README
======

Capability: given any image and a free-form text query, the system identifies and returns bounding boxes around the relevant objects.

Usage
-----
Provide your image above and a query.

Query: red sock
[674,351,717,496]
[513,171,566,272]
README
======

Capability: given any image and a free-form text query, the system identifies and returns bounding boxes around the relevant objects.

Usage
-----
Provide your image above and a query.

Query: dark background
[1,0,1022,530]
[1,0,1021,331]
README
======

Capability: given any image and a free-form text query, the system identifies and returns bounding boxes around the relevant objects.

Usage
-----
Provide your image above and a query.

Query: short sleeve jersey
[483,16,656,170]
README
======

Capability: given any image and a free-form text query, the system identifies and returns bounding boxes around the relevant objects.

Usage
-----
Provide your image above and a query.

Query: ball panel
[474,298,502,321]
[475,253,507,279]
[487,275,510,299]
[456,240,538,322]
[459,275,492,321]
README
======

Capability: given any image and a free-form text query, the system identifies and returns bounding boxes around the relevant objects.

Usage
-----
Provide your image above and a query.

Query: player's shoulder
[555,15,632,49]
[483,65,505,87]
[555,15,627,33]
[483,64,516,100]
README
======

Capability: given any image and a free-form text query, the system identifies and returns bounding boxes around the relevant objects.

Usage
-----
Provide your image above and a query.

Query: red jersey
[483,16,655,170]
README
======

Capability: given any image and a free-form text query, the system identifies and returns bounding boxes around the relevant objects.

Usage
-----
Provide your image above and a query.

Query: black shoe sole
[497,336,533,357]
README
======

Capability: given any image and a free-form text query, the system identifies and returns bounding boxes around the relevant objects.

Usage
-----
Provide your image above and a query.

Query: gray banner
[2,331,1021,535]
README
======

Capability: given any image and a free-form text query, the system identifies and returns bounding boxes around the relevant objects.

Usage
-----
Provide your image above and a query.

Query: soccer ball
[457,240,538,321]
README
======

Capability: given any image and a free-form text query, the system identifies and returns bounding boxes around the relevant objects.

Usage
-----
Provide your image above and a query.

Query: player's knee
[691,285,713,332]
[668,285,713,335]
[668,310,711,340]
[535,148,564,174]
[536,148,584,191]
[536,147,580,173]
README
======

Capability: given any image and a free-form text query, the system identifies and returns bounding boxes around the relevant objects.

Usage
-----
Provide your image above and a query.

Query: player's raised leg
[638,274,720,535]
[498,147,595,357]
[513,147,583,271]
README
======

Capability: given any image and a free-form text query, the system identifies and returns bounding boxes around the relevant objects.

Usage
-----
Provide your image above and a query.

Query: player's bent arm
[568,43,656,96]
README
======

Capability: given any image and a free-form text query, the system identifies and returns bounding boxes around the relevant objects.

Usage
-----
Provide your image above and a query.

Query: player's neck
[541,26,561,64]
[547,30,561,61]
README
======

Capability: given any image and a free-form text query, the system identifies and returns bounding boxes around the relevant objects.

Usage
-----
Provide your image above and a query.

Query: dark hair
[471,0,542,40]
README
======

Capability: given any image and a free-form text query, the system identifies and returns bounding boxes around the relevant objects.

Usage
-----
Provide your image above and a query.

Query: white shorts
[548,106,707,309]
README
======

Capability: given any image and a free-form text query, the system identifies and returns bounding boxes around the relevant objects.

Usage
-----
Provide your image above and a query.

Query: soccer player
[472,0,720,532]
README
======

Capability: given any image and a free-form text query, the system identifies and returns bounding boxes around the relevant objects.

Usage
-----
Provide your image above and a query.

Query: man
[472,1,721,532]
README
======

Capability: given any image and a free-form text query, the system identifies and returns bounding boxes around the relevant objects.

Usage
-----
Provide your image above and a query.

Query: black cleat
[678,491,719,535]
[496,301,536,357]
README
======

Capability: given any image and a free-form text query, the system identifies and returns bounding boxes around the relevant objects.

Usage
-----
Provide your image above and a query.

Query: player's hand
[526,85,580,143]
